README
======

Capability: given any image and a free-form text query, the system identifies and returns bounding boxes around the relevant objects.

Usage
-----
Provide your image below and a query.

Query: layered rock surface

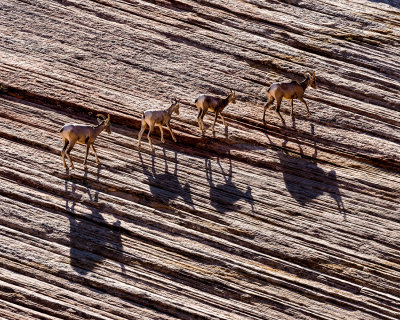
[0,0,399,319]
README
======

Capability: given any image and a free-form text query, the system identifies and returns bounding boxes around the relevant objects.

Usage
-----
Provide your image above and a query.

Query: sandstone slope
[0,0,400,319]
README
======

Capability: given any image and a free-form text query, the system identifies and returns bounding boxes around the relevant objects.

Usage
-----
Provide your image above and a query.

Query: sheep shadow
[278,151,345,216]
[64,167,125,275]
[139,149,194,209]
[275,124,346,217]
[205,157,254,214]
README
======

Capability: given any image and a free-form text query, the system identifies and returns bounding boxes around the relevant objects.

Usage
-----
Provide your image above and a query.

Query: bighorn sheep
[137,98,180,151]
[195,89,236,135]
[264,71,316,124]
[60,114,111,169]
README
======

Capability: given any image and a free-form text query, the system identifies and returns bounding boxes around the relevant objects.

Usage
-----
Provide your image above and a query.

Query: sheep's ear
[304,71,313,79]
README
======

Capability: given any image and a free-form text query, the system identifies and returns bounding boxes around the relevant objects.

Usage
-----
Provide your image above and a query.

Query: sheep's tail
[59,127,65,133]
[194,97,198,104]
[141,111,145,118]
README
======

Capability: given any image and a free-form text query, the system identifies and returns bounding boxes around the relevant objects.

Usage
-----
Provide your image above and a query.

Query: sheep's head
[229,89,236,104]
[171,98,180,115]
[305,71,317,89]
[97,114,111,134]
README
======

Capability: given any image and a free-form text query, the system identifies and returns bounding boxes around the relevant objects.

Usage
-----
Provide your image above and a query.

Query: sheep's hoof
[161,139,165,143]
[173,138,177,142]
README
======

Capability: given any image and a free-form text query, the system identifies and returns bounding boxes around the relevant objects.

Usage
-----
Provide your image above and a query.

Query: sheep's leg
[219,113,226,126]
[197,109,202,130]
[65,140,77,169]
[137,121,147,150]
[197,108,205,134]
[147,123,155,151]
[201,117,206,135]
[61,139,69,168]
[299,97,311,116]
[290,99,294,120]
[90,144,100,164]
[83,143,90,167]
[166,122,177,142]
[159,124,165,143]
[200,108,207,135]
[275,97,285,124]
[263,97,274,124]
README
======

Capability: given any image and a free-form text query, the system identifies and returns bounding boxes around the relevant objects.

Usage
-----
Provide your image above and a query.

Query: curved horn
[96,114,106,120]
[106,113,110,124]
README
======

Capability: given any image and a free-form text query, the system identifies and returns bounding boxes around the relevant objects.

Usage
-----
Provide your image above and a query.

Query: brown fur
[60,114,111,169]
[138,99,180,151]
[264,71,316,124]
[195,90,236,135]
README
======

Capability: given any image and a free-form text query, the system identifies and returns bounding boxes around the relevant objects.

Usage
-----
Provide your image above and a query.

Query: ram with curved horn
[60,113,111,169]
[138,98,180,151]
[263,71,316,124]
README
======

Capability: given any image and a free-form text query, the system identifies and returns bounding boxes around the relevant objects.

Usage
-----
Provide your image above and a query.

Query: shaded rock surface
[0,0,399,319]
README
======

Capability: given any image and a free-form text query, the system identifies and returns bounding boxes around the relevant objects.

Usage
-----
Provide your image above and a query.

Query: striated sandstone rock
[0,0,399,319]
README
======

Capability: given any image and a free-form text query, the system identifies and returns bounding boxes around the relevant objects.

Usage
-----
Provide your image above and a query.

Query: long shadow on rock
[279,152,344,206]
[277,141,345,217]
[205,157,254,214]
[139,149,194,209]
[265,124,346,217]
[65,167,124,275]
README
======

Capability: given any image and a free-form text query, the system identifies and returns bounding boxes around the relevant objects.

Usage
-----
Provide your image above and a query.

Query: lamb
[137,98,180,151]
[195,89,236,135]
[264,71,316,124]
[60,114,111,169]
